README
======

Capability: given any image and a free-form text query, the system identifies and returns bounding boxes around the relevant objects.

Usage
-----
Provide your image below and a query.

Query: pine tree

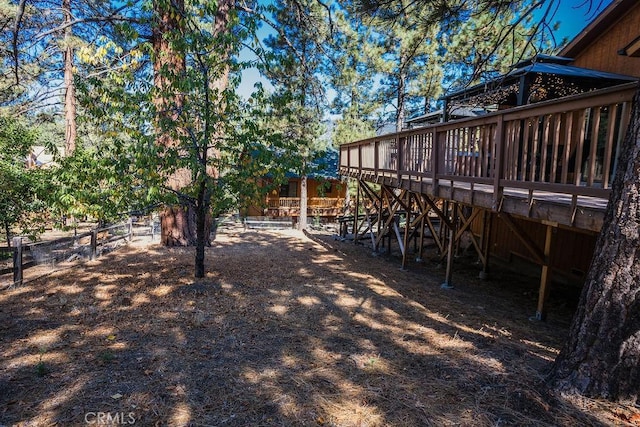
[327,6,379,143]
[262,0,329,230]
[369,4,443,130]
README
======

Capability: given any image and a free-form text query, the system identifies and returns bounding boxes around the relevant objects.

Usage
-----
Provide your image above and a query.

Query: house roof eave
[558,0,638,58]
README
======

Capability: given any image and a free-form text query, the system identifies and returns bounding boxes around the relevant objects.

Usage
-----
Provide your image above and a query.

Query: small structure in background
[245,147,347,227]
[25,146,60,169]
[441,54,637,114]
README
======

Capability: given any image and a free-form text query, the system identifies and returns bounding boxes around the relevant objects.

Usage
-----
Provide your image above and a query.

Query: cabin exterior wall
[562,2,640,77]
[246,178,347,219]
[470,213,597,285]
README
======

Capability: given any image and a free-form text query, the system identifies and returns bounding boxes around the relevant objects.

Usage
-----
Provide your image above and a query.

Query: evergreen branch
[12,0,28,85]
[33,11,142,43]
[468,0,548,84]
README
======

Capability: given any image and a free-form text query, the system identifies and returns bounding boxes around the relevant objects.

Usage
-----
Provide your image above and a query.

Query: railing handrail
[267,197,344,209]
[339,82,637,206]
[339,82,637,149]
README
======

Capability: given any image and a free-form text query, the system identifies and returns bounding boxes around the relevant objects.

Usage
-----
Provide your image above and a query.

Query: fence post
[127,219,133,242]
[12,237,23,286]
[90,229,97,260]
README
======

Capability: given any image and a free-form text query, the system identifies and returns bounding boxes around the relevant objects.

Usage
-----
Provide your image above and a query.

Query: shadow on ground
[0,229,613,426]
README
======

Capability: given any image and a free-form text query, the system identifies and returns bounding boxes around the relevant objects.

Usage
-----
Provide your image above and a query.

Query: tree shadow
[0,229,611,426]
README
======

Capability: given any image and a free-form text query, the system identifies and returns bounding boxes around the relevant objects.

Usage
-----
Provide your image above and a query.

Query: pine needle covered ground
[1,227,638,426]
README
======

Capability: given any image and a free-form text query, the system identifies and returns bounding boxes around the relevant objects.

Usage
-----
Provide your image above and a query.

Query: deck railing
[266,197,345,214]
[340,83,637,202]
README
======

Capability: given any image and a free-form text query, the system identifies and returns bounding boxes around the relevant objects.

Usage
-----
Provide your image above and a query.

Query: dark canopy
[442,54,637,109]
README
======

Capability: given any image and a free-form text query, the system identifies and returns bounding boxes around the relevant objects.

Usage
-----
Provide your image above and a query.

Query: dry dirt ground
[1,226,639,426]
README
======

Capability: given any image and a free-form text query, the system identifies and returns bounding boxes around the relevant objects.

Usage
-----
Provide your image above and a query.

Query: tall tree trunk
[548,85,640,404]
[63,0,76,155]
[152,0,195,246]
[396,54,407,132]
[299,175,308,230]
[191,0,232,276]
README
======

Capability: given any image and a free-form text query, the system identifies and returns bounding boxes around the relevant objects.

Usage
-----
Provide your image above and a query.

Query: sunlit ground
[0,228,632,426]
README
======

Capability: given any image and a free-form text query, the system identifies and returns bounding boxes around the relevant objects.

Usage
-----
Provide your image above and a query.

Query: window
[279,181,297,197]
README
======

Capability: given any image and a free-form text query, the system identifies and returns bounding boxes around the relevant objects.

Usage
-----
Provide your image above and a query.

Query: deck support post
[375,195,383,252]
[401,191,412,269]
[535,224,555,321]
[479,209,492,280]
[439,201,448,257]
[417,210,426,262]
[353,179,361,244]
[442,202,457,289]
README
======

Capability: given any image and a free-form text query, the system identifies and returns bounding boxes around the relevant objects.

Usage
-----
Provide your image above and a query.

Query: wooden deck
[265,197,345,218]
[340,83,637,233]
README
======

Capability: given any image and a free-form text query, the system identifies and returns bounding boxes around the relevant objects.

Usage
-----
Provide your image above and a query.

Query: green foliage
[333,107,376,146]
[326,7,383,142]
[0,0,562,239]
[442,1,554,89]
[0,116,51,244]
[328,0,557,130]
[71,0,290,226]
[50,142,145,224]
[262,0,330,168]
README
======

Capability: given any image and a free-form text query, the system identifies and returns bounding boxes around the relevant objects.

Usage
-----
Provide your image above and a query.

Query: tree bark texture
[152,0,196,246]
[549,85,640,404]
[152,0,185,135]
[161,205,212,247]
[63,0,76,155]
[299,175,308,230]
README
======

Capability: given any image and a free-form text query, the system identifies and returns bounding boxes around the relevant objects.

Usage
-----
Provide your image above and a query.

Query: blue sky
[237,0,615,99]
[549,0,613,42]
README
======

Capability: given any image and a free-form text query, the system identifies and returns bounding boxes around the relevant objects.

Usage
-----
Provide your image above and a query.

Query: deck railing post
[374,140,379,175]
[433,129,444,196]
[493,116,506,211]
[12,237,23,286]
[397,136,404,183]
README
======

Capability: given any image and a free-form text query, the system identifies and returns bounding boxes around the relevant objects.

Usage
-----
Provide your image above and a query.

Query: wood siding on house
[247,178,347,219]
[470,214,597,284]
[561,0,640,77]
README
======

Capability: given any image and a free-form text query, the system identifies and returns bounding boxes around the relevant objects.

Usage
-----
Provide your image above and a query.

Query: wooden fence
[0,220,148,287]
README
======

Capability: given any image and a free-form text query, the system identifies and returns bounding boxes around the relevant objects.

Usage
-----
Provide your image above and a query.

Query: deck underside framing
[346,175,580,320]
